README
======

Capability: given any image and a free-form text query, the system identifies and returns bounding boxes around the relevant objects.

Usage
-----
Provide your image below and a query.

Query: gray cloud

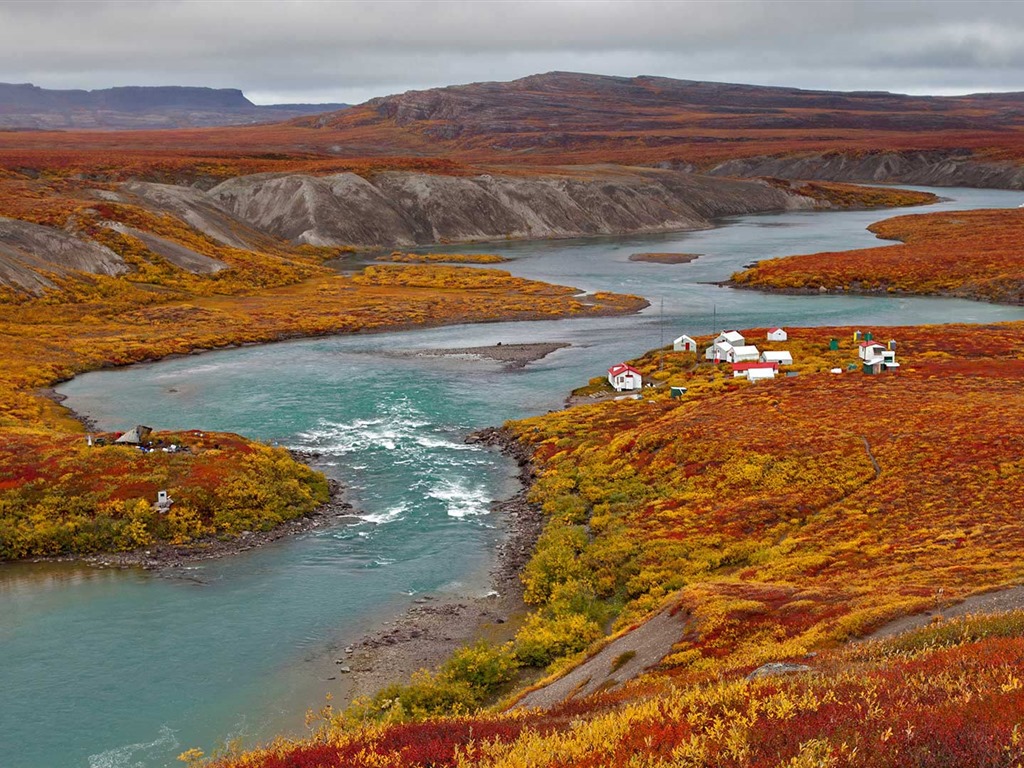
[1,0,1023,103]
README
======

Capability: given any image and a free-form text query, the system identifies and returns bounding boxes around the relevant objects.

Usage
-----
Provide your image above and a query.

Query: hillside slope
[5,73,1024,185]
[204,322,1024,768]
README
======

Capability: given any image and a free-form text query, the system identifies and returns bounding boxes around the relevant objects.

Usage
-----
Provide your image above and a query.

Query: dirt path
[511,607,689,710]
[860,436,881,477]
[863,585,1024,642]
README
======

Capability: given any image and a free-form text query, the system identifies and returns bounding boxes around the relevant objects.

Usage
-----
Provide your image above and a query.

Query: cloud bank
[1,0,1022,103]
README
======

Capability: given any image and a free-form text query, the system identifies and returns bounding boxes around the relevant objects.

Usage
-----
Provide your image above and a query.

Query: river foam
[87,726,178,768]
[294,395,496,527]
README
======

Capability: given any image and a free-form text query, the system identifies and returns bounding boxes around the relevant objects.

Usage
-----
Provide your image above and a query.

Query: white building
[714,330,745,348]
[766,327,788,342]
[730,345,761,363]
[858,342,887,361]
[706,341,732,361]
[733,362,779,379]
[747,367,777,381]
[760,350,794,366]
[673,334,697,353]
[607,363,643,391]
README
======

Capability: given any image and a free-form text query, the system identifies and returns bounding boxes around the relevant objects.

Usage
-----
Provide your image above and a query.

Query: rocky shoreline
[321,426,544,703]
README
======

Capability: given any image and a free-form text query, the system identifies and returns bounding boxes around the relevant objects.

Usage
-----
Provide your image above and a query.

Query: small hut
[673,334,697,353]
[115,425,153,445]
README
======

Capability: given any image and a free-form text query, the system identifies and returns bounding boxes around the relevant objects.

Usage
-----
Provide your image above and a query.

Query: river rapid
[4,187,1024,768]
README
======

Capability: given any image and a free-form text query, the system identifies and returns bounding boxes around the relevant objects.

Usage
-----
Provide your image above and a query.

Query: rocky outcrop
[709,150,1024,189]
[209,168,818,248]
[0,217,127,293]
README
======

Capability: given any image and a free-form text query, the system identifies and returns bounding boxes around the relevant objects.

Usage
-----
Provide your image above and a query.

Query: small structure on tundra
[760,350,794,366]
[673,334,697,353]
[607,363,643,391]
[732,361,779,380]
[863,358,884,375]
[154,490,173,513]
[829,338,840,351]
[730,345,761,363]
[714,330,745,348]
[706,340,734,362]
[767,327,788,342]
[115,425,153,445]
[670,386,687,398]
[858,342,887,361]
[860,339,899,374]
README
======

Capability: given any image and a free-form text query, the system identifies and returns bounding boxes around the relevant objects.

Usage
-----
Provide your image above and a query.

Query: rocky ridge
[208,167,820,248]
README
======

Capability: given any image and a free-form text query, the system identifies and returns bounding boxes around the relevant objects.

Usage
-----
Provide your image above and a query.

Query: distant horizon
[5,0,1023,107]
[5,71,1024,109]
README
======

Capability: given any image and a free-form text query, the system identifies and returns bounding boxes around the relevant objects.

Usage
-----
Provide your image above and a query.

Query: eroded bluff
[206,168,819,247]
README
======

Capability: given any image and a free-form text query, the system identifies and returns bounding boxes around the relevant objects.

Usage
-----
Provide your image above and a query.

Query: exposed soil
[862,585,1024,642]
[511,606,690,710]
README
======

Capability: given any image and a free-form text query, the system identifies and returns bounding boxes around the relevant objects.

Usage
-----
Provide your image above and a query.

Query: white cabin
[714,330,745,348]
[730,345,761,363]
[766,327,788,342]
[858,342,887,361]
[607,363,642,391]
[747,367,777,382]
[760,350,794,366]
[673,334,697,353]
[706,341,733,362]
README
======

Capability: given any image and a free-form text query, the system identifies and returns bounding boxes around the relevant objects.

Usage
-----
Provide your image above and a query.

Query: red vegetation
[733,208,1024,304]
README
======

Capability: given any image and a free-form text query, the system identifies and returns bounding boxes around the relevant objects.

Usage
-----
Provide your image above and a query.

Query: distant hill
[293,71,1024,166]
[0,83,348,130]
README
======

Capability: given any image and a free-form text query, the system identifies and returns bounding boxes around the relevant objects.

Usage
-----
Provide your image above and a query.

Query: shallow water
[5,186,1023,768]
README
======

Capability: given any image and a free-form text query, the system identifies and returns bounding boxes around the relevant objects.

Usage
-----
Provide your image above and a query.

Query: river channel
[4,186,1024,768]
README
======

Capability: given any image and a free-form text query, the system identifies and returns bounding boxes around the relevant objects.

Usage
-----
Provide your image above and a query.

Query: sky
[1,0,1023,105]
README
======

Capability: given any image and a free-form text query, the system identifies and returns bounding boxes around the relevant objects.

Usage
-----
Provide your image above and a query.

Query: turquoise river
[3,186,1024,768]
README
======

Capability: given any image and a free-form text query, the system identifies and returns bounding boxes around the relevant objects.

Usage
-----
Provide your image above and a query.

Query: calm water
[5,187,1024,768]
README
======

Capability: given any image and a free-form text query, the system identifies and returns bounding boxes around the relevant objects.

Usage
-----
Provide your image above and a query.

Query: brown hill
[294,71,1024,167]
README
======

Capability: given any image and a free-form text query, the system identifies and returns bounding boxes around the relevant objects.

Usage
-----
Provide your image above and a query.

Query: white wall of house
[731,345,760,362]
[706,341,733,361]
[747,367,777,381]
[609,372,642,391]
[760,351,793,365]
[859,344,886,361]
[767,329,788,341]
[673,335,697,352]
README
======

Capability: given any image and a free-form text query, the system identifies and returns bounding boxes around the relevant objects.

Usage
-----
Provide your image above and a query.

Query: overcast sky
[1,0,1023,104]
